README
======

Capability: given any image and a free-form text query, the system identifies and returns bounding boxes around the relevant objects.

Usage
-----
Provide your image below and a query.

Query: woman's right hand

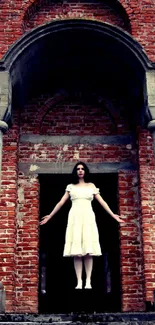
[40,215,51,225]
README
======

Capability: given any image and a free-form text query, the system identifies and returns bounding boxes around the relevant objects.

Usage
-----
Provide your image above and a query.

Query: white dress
[63,184,102,257]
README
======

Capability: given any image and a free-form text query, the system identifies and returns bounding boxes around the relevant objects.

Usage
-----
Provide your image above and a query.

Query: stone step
[0,322,155,325]
[1,313,155,324]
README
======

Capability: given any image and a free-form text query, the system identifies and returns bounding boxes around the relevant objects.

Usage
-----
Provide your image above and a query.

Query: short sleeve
[93,187,100,195]
[65,184,72,192]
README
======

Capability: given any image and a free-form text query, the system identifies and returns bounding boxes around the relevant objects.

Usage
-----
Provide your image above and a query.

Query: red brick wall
[16,174,39,313]
[21,96,132,136]
[0,0,154,61]
[0,0,155,314]
[19,142,136,164]
[119,171,145,311]
[0,118,19,312]
[138,129,155,305]
[0,96,145,312]
[22,0,130,32]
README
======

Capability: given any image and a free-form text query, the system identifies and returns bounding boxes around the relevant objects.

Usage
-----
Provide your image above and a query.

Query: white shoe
[75,280,82,289]
[85,280,92,289]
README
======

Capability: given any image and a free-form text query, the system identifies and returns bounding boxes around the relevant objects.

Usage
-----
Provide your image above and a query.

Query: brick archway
[0,17,153,313]
[22,0,131,33]
[2,19,150,70]
[0,18,151,125]
[21,0,134,27]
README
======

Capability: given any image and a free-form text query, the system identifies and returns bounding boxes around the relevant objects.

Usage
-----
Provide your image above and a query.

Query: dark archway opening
[39,173,120,313]
[3,20,148,130]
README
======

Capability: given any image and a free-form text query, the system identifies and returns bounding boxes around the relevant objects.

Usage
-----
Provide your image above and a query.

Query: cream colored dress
[63,184,102,257]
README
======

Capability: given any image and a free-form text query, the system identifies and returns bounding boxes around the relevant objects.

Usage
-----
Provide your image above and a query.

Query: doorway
[39,173,121,313]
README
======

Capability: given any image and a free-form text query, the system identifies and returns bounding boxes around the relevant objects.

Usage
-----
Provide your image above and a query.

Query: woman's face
[76,164,85,179]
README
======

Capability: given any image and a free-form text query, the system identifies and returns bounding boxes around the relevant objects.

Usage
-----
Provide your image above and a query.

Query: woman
[40,161,124,289]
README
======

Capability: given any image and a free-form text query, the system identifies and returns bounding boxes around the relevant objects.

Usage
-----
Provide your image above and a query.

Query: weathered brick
[0,0,155,314]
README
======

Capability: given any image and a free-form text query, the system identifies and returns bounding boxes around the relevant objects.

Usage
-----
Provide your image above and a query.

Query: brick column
[15,174,39,313]
[0,71,16,312]
[118,171,145,311]
[0,121,19,312]
[141,70,155,306]
[138,128,155,307]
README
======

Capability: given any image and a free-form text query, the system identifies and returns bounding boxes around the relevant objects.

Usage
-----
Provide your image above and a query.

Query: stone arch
[0,19,152,126]
[22,0,131,33]
[1,19,151,71]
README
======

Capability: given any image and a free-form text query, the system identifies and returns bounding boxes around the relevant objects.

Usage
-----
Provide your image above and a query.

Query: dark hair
[71,161,91,184]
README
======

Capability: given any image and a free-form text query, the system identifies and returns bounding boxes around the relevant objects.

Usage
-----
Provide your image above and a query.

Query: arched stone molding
[146,71,155,122]
[0,19,151,71]
[0,71,10,123]
[0,19,152,127]
[146,70,155,149]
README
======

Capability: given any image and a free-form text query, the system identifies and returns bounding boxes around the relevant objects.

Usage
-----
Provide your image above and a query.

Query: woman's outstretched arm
[40,191,70,225]
[94,189,125,223]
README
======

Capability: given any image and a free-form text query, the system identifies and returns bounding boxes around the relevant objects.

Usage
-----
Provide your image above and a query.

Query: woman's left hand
[113,214,125,223]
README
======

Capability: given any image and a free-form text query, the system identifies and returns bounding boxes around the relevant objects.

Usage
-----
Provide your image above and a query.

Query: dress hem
[63,253,102,257]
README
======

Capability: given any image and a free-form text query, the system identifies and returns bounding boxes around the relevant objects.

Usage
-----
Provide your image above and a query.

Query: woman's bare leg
[84,255,93,289]
[74,256,83,289]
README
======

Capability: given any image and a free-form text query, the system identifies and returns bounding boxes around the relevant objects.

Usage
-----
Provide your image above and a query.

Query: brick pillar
[118,171,145,311]
[141,70,155,307]
[15,174,39,313]
[0,120,19,312]
[138,128,155,307]
[0,71,17,312]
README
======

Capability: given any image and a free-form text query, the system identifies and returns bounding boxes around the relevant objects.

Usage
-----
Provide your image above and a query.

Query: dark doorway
[39,173,121,313]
